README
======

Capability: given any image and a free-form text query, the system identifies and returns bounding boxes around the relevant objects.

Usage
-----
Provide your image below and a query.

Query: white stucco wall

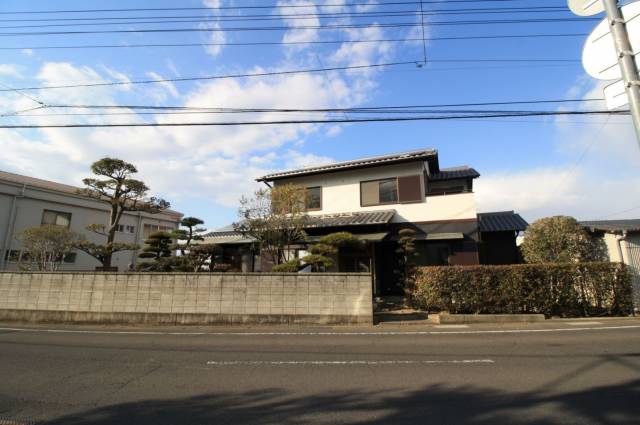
[602,233,640,263]
[274,161,477,223]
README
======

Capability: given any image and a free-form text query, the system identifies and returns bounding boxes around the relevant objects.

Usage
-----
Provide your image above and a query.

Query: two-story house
[0,170,183,272]
[203,149,527,296]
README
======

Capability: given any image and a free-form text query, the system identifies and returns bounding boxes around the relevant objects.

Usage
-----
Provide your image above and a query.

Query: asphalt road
[0,321,639,425]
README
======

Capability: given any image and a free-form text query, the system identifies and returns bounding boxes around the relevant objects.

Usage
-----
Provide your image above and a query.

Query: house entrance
[373,241,403,296]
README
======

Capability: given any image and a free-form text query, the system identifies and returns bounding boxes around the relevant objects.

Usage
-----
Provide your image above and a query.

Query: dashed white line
[434,325,470,329]
[0,325,638,336]
[205,359,495,366]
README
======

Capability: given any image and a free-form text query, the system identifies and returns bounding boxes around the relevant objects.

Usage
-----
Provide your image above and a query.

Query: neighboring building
[203,149,528,296]
[0,170,183,272]
[581,219,640,309]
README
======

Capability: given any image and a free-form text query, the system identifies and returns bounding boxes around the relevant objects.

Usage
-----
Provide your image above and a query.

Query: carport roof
[478,211,528,232]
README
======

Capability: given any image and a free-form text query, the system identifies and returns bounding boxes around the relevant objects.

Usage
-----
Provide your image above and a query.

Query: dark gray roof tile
[478,211,528,232]
[257,149,437,182]
[580,219,640,233]
[430,166,480,181]
[203,210,396,239]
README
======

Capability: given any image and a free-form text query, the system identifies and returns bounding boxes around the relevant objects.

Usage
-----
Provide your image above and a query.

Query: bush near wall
[410,263,633,317]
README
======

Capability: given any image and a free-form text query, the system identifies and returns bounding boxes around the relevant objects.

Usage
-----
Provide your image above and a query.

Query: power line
[8,108,599,117]
[0,6,571,24]
[0,1,564,15]
[0,9,577,29]
[0,18,599,37]
[0,82,46,105]
[0,33,590,50]
[0,111,627,129]
[40,98,606,111]
[596,204,640,219]
[0,105,46,118]
[0,61,420,92]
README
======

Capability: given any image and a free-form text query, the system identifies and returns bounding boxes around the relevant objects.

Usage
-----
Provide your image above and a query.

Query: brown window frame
[360,177,398,207]
[41,209,72,228]
[305,186,322,211]
[360,175,424,207]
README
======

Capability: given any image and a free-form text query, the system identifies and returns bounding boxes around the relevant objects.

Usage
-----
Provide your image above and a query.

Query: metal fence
[627,243,640,310]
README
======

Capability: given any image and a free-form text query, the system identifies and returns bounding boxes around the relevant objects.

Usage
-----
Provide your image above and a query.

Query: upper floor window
[361,178,397,206]
[116,224,136,234]
[427,179,470,196]
[143,223,174,238]
[361,175,422,206]
[306,186,322,211]
[42,210,71,228]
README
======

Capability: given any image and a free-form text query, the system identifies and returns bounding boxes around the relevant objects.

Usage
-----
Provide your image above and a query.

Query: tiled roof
[203,210,396,240]
[0,169,183,218]
[306,210,396,228]
[478,211,528,232]
[257,149,437,182]
[580,219,640,233]
[430,166,480,181]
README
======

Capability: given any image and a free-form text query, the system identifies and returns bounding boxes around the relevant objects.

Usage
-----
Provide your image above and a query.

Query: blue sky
[1,0,639,230]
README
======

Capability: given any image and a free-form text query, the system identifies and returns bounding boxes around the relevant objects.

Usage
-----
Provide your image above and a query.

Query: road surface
[0,320,638,424]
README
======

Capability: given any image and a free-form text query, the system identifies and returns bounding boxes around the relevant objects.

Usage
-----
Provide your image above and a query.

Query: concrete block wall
[0,272,373,325]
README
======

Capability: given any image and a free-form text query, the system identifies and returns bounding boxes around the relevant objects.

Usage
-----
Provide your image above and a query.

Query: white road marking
[566,321,602,326]
[205,359,495,366]
[0,325,638,336]
[434,325,470,329]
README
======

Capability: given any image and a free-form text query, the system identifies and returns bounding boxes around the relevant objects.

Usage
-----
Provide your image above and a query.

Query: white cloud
[476,164,640,222]
[0,64,21,77]
[476,76,640,222]
[200,0,225,57]
[278,0,321,49]
[0,60,372,209]
[144,71,179,103]
[282,150,334,170]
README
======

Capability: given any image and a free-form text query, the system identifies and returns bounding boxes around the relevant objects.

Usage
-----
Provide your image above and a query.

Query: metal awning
[417,232,465,241]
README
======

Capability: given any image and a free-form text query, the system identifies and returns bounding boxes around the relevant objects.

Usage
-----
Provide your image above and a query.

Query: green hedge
[410,262,633,317]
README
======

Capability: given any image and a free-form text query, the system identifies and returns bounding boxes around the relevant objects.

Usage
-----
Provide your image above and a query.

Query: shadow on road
[42,378,640,425]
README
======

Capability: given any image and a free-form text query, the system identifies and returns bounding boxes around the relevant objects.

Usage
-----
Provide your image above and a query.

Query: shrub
[411,262,633,317]
[521,216,607,263]
[271,259,302,272]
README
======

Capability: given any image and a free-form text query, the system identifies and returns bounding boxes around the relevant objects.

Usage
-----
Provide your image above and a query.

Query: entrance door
[373,241,403,296]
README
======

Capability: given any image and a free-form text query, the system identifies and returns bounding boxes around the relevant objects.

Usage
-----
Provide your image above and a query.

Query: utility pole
[602,0,640,149]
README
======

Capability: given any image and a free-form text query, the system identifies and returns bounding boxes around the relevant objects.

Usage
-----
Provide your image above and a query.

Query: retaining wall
[0,272,373,325]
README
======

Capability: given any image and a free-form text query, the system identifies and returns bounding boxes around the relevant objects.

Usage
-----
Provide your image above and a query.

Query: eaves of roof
[580,219,640,233]
[257,149,437,182]
[478,211,528,232]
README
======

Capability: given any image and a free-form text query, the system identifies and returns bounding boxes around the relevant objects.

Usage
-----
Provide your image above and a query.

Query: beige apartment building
[0,170,182,271]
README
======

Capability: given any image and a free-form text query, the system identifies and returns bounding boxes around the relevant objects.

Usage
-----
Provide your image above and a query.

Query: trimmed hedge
[410,262,633,317]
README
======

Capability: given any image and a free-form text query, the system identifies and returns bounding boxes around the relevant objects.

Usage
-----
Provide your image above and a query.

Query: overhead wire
[0,110,629,129]
[0,6,572,24]
[0,8,578,29]
[0,18,599,37]
[0,61,421,92]
[0,33,591,50]
[0,1,569,15]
